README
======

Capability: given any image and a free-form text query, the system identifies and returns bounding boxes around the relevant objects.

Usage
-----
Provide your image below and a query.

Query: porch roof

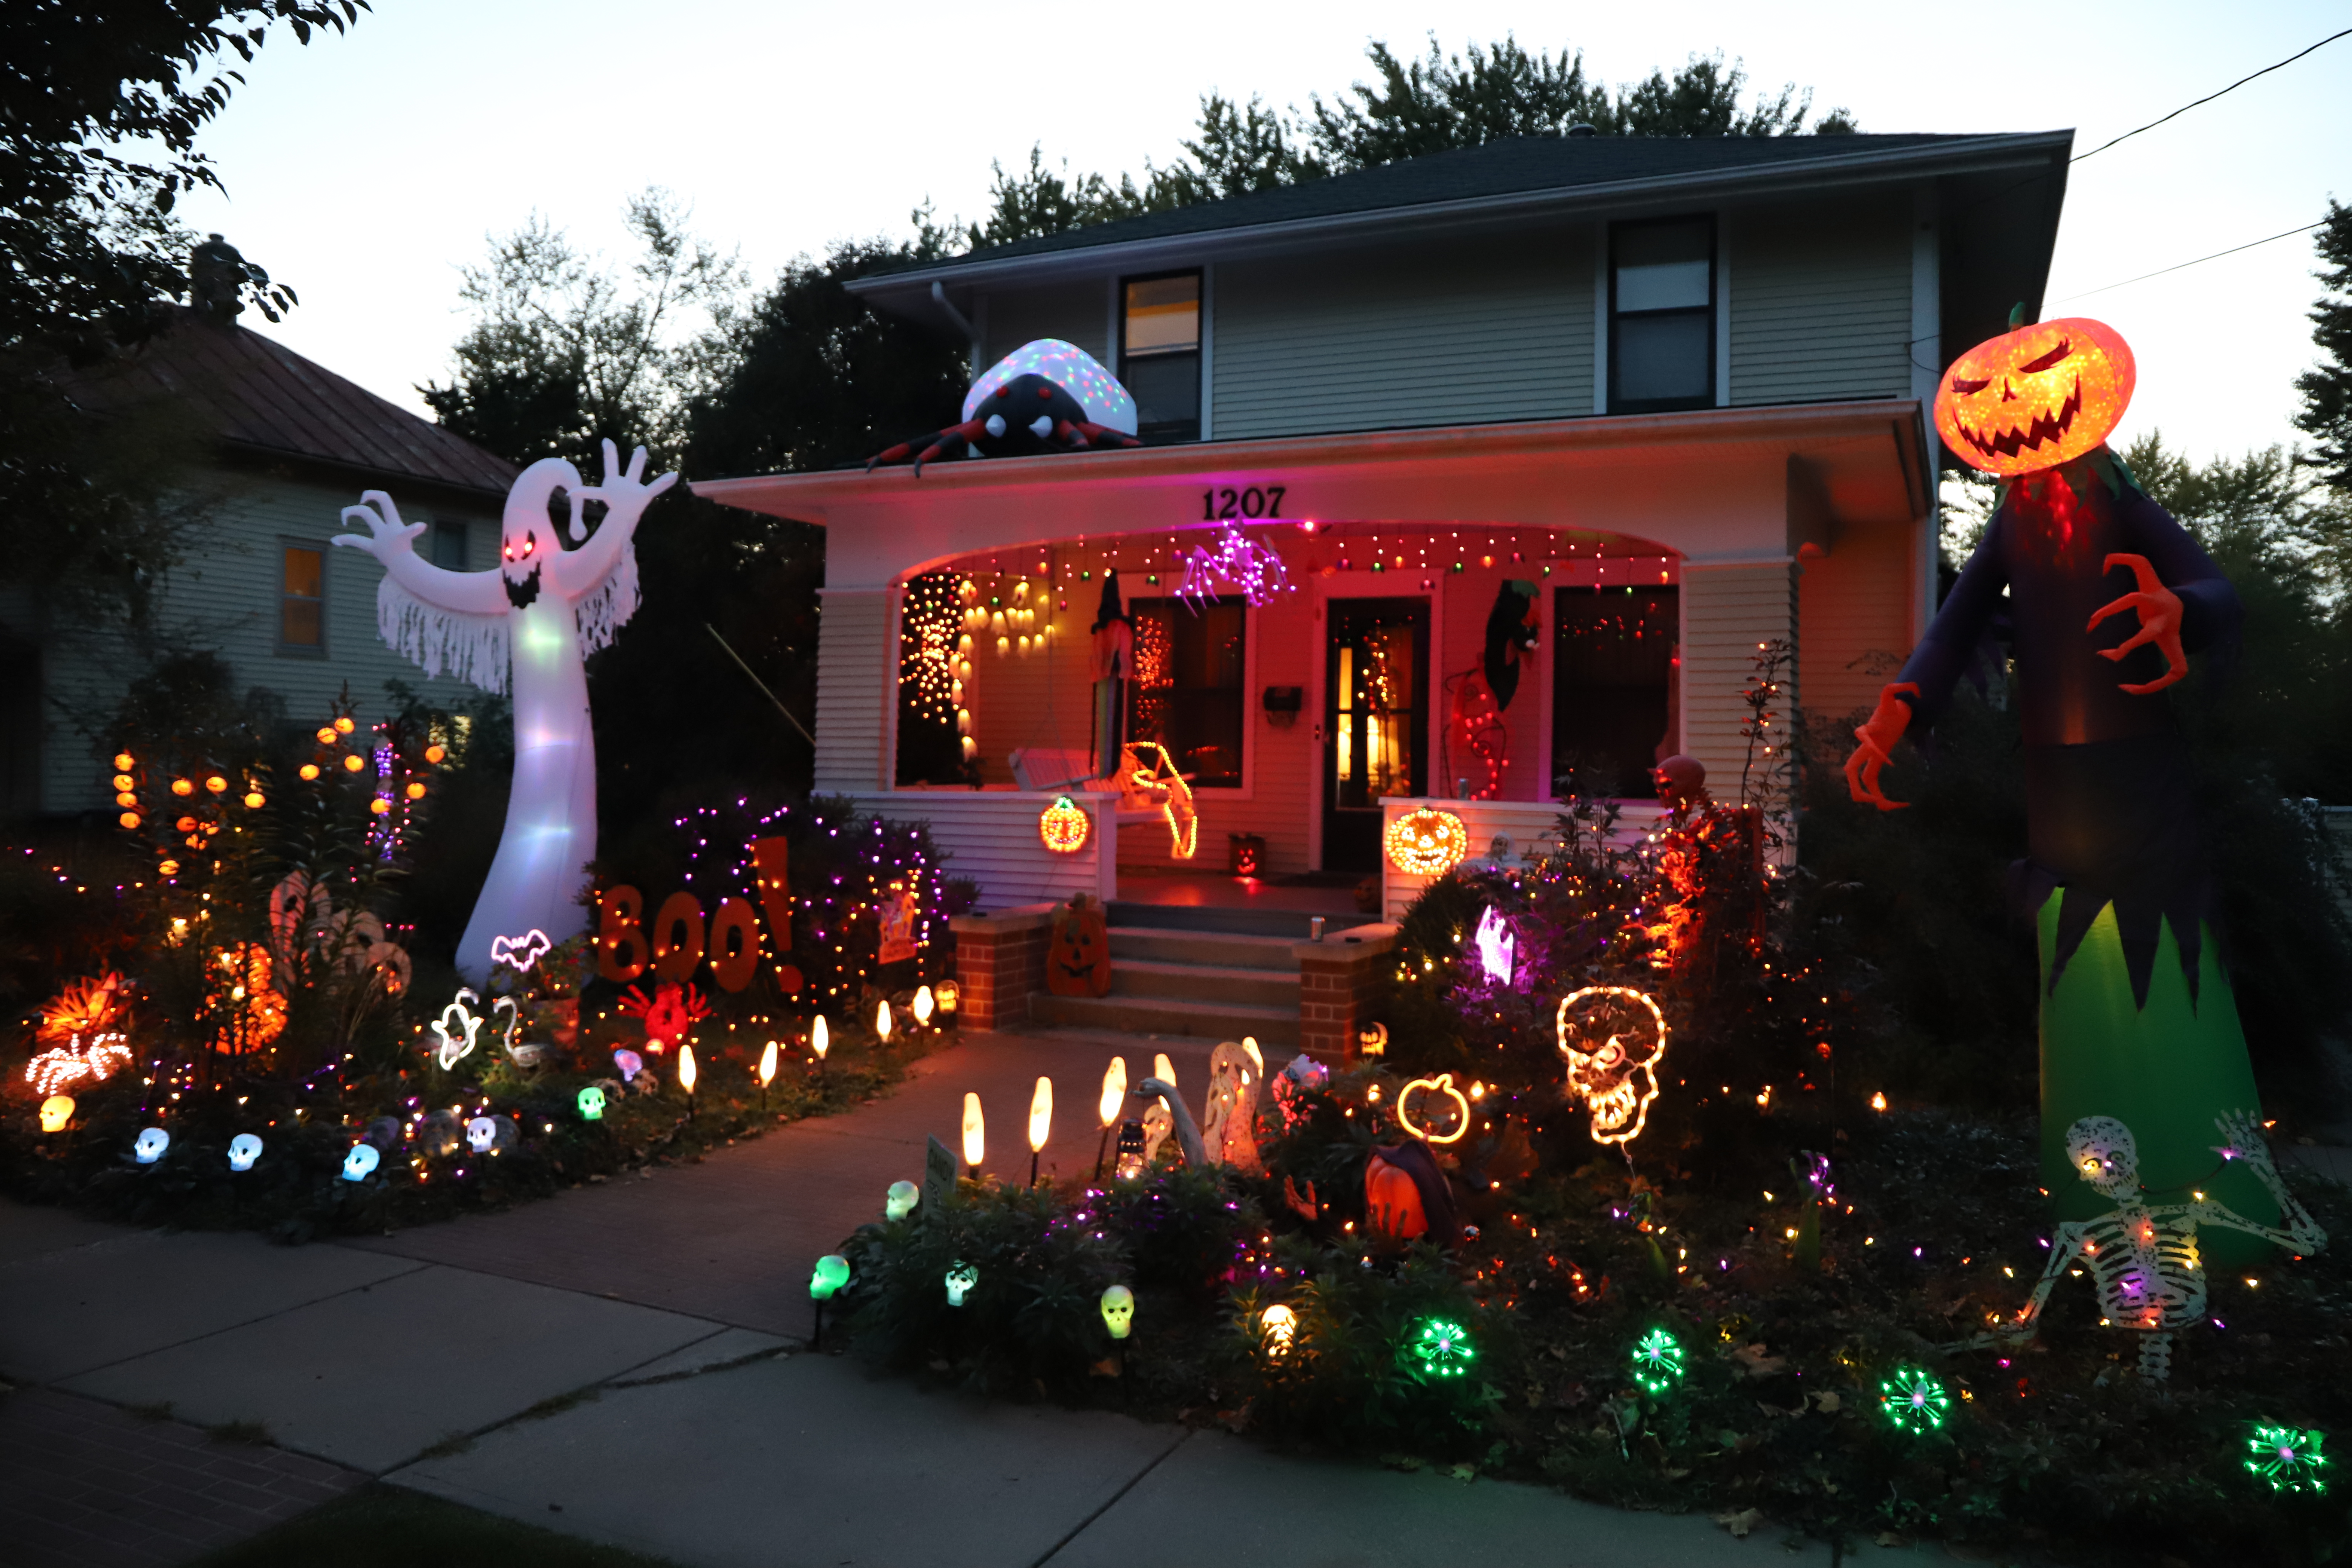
[692,399,1929,590]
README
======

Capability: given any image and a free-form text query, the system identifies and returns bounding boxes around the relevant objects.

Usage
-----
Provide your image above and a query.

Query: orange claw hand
[1844,682,1917,812]
[2089,553,2188,695]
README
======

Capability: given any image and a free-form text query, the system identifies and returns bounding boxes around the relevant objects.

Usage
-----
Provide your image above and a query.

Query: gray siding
[34,469,501,813]
[1728,193,1912,406]
[1212,226,1595,439]
[981,282,1112,372]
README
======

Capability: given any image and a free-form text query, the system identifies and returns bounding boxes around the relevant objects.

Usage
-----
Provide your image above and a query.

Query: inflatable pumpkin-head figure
[1933,311,2135,478]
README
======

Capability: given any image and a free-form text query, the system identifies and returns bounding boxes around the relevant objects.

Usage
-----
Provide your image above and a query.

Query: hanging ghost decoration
[335,441,677,983]
[1481,579,1542,710]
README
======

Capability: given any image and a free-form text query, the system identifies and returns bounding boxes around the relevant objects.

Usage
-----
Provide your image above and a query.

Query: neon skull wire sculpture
[1554,986,1670,1147]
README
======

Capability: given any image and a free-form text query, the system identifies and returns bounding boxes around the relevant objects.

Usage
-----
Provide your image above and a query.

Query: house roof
[64,312,516,500]
[851,130,2073,301]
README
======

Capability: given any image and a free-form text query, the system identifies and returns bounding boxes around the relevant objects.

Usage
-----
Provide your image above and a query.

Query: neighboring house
[694,130,2071,931]
[2,309,516,819]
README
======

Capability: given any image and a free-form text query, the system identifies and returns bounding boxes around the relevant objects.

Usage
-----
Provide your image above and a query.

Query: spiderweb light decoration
[1408,1317,1476,1378]
[1878,1366,1951,1434]
[2244,1424,2329,1494]
[1176,525,1291,608]
[1630,1328,1686,1395]
[900,571,962,725]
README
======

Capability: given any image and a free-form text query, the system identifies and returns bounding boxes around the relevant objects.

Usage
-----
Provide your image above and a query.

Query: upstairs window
[280,544,325,650]
[1609,217,1714,412]
[1121,271,1201,443]
[429,519,469,570]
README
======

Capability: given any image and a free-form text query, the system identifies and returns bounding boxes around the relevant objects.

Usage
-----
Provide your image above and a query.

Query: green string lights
[1629,1328,1686,1395]
[1409,1318,1476,1379]
[1878,1366,1952,1435]
[2244,1425,2329,1494]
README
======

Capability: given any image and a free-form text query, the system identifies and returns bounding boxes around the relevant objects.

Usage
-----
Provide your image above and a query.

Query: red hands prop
[1843,683,1917,812]
[2089,554,2188,695]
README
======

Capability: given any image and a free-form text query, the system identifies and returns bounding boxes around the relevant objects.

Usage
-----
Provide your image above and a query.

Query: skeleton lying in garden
[1983,1112,2325,1381]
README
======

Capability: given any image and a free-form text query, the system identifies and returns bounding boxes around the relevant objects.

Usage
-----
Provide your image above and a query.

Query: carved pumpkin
[1933,313,2135,478]
[1047,894,1113,997]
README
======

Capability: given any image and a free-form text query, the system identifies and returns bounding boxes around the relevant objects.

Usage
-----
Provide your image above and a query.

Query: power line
[2055,219,2327,303]
[2072,27,2352,163]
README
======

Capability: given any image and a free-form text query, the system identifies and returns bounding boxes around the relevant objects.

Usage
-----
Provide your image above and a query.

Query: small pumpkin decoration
[1384,807,1469,877]
[1039,794,1090,853]
[1047,893,1113,997]
[1363,1139,1459,1248]
[1932,311,2135,478]
[1396,1072,1472,1145]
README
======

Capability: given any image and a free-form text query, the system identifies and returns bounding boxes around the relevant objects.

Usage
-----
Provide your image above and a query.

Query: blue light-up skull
[133,1127,170,1164]
[227,1133,263,1172]
[944,1259,979,1307]
[342,1144,381,1182]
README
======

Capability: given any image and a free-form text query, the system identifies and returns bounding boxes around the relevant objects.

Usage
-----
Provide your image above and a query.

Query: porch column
[811,586,893,792]
[1677,559,1797,799]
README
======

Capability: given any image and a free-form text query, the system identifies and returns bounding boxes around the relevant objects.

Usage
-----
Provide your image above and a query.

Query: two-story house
[3,307,516,821]
[694,130,2070,1040]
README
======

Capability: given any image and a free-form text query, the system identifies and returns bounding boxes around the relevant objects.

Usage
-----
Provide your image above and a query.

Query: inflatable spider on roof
[867,339,1144,474]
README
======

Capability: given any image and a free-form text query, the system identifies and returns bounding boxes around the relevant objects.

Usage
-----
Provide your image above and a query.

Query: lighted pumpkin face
[1933,315,2135,477]
[1039,795,1090,853]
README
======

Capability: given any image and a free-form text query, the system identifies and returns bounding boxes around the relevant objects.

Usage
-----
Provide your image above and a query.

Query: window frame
[1118,268,1204,444]
[427,518,469,571]
[276,537,329,656]
[1607,214,1718,414]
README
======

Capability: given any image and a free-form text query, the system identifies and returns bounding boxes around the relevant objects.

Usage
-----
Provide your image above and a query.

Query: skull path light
[1555,987,1669,1147]
[1846,310,2281,1256]
[1996,1112,2325,1381]
[336,441,677,983]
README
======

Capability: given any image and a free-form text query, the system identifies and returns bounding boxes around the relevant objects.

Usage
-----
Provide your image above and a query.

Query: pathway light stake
[1094,1056,1127,1179]
[679,1043,698,1119]
[962,1092,985,1178]
[1028,1076,1052,1185]
[810,1014,829,1081]
[913,985,936,1026]
[809,1253,850,1348]
[758,1038,778,1109]
[876,998,893,1043]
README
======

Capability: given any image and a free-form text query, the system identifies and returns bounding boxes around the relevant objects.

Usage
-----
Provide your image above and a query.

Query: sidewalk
[1,1025,1911,1568]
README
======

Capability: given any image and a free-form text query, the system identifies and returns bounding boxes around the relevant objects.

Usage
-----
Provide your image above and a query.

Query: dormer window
[1608,217,1715,413]
[1121,271,1201,443]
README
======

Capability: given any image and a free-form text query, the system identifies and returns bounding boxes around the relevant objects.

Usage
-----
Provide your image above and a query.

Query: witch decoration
[337,441,677,982]
[1844,308,2286,1257]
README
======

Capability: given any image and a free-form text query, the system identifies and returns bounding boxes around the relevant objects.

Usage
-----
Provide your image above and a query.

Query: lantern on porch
[1384,808,1469,877]
[1039,795,1090,854]
[1228,833,1265,877]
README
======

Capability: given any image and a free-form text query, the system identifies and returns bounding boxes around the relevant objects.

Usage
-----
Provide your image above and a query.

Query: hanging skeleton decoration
[337,442,676,982]
[1998,1113,2324,1380]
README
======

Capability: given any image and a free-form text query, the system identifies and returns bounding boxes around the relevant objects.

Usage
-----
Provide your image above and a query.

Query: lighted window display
[1127,598,1244,789]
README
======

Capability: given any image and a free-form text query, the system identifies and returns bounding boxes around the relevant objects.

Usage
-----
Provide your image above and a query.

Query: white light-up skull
[1554,986,1670,1145]
[227,1133,263,1172]
[944,1259,979,1307]
[465,1115,498,1153]
[885,1179,919,1221]
[2065,1115,2141,1202]
[133,1126,170,1164]
[1100,1283,1135,1340]
[342,1144,381,1182]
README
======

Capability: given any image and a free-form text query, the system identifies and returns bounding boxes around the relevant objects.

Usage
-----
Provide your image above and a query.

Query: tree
[2293,200,2352,496]
[420,190,744,467]
[960,37,1855,247]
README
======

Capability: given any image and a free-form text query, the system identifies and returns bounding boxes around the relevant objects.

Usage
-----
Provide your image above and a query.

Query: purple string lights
[1176,525,1291,609]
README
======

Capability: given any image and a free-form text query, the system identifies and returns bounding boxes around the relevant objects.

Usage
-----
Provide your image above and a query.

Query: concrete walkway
[0,1025,1928,1567]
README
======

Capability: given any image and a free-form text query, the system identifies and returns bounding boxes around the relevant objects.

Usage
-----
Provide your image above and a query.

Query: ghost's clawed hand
[576,439,678,531]
[334,489,425,559]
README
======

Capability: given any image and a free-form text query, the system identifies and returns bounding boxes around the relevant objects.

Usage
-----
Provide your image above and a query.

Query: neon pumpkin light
[1384,808,1468,877]
[1038,795,1090,853]
[1396,1072,1472,1145]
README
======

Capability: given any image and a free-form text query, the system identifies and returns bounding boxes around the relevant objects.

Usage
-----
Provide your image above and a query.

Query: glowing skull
[885,1179,919,1221]
[133,1126,170,1164]
[466,1115,498,1153]
[1100,1284,1135,1340]
[342,1144,381,1182]
[944,1259,979,1308]
[810,1254,851,1302]
[576,1086,606,1121]
[227,1133,263,1172]
[1554,986,1670,1145]
[2065,1115,2141,1201]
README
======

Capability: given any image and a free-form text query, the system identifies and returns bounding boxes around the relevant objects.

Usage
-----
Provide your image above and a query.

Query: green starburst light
[1630,1328,1686,1395]
[1409,1317,1475,1378]
[2245,1425,2329,1494]
[1878,1366,1950,1435]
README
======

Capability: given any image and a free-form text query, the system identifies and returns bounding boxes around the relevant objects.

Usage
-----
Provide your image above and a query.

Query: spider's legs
[1068,420,1144,450]
[912,421,989,476]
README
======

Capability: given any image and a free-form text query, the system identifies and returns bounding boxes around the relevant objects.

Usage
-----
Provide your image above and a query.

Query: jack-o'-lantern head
[499,458,585,608]
[1934,311,2135,478]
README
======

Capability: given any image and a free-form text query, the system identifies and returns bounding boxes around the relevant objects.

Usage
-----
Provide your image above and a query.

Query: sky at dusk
[172,0,2351,469]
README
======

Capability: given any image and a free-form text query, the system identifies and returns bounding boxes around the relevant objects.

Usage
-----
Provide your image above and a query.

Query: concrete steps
[1029,917,1303,1045]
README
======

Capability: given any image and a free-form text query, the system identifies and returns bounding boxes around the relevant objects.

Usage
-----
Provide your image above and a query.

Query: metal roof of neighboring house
[851,130,2073,298]
[64,312,516,500]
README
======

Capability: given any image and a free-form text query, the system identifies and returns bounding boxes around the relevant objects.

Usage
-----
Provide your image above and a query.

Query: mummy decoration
[1998,1113,2326,1381]
[1554,986,1671,1146]
[336,441,676,983]
[1200,1042,1263,1173]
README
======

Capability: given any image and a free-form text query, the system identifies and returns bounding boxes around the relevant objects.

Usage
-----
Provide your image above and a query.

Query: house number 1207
[1201,485,1285,521]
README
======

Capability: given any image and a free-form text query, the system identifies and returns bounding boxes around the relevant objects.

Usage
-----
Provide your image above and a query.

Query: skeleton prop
[336,442,676,982]
[1555,986,1670,1146]
[2000,1112,2324,1381]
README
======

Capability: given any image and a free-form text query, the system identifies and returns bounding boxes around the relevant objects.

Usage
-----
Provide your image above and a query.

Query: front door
[1323,598,1429,872]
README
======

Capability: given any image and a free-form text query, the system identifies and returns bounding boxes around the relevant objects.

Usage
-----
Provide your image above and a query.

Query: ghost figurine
[335,441,677,982]
[1199,1041,1263,1174]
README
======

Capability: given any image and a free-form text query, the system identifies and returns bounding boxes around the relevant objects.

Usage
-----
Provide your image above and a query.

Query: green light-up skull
[577,1086,606,1121]
[1100,1284,1135,1340]
[809,1253,850,1302]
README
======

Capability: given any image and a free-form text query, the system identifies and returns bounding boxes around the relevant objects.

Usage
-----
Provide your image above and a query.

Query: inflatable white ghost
[335,440,676,982]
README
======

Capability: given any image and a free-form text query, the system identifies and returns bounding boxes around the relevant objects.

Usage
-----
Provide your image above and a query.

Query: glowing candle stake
[1027,1075,1052,1185]
[913,985,935,1025]
[1095,1055,1128,1178]
[876,998,893,1041]
[962,1091,985,1177]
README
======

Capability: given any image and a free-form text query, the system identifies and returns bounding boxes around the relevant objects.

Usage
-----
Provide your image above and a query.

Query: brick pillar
[948,903,1057,1032]
[1294,922,1400,1064]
